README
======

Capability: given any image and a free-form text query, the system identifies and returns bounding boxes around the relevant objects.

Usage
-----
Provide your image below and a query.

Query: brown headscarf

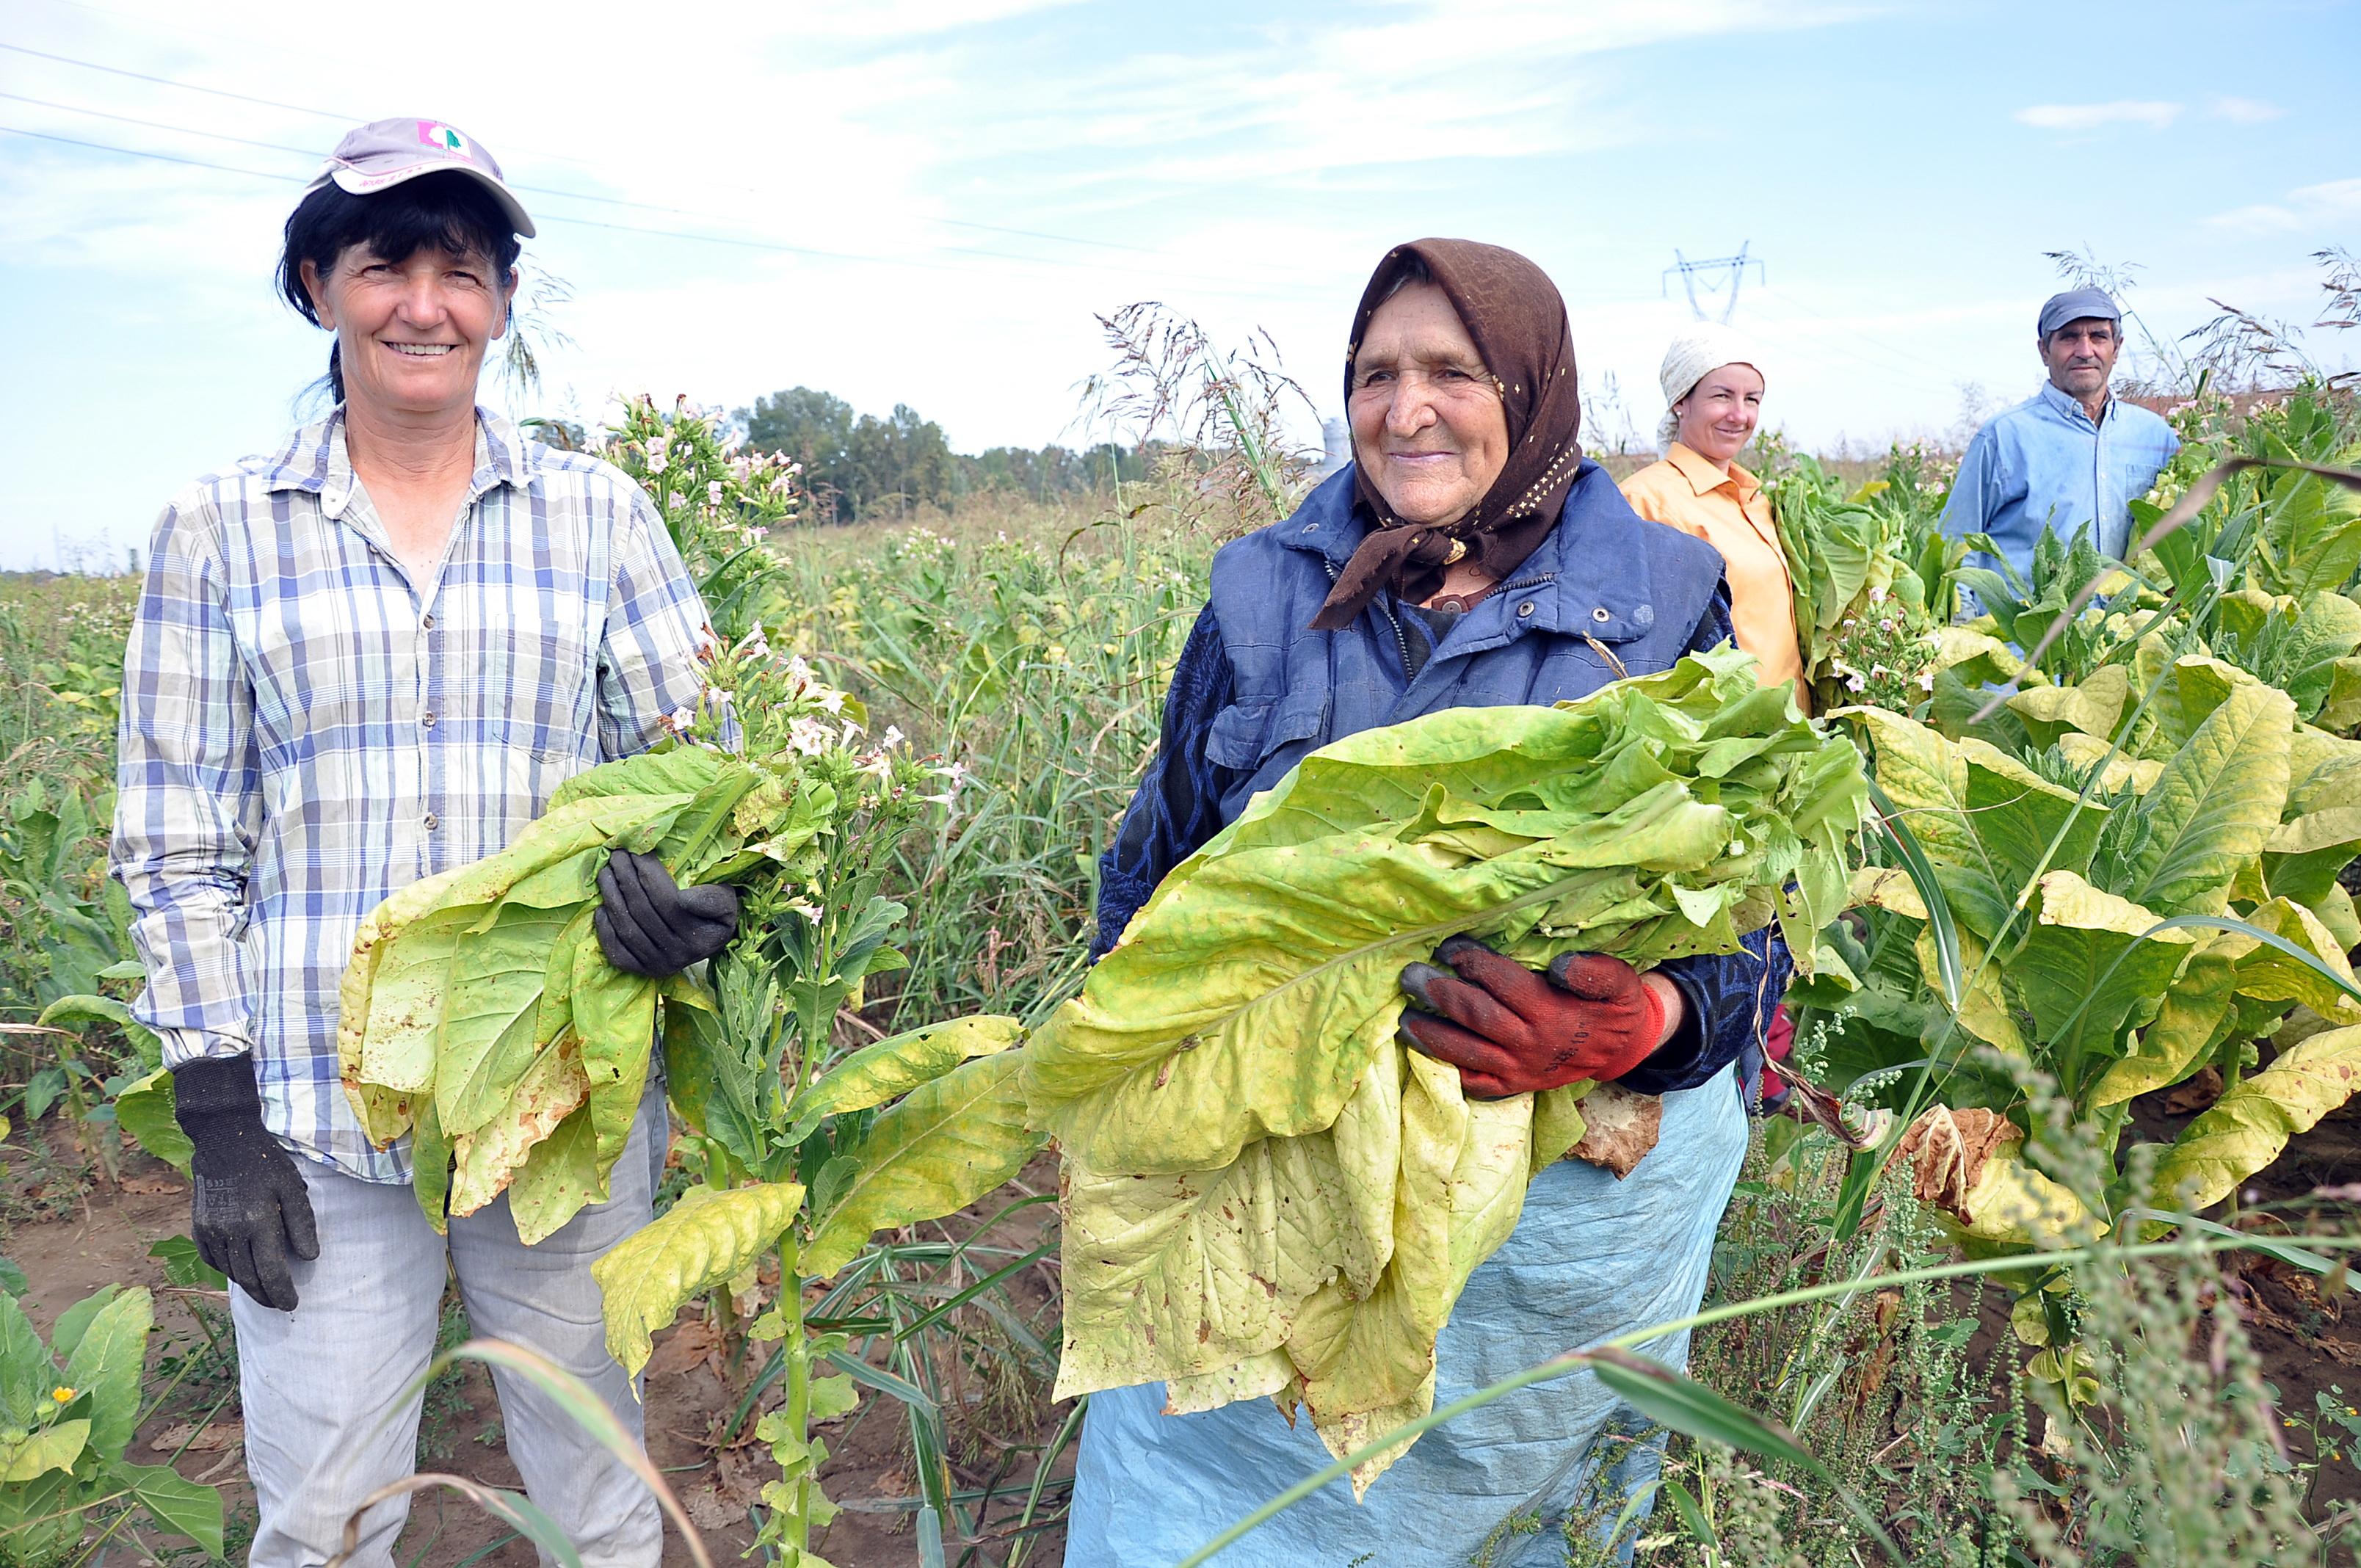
[1310,239,1585,632]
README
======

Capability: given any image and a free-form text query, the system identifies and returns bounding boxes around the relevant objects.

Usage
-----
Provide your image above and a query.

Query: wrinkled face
[1674,362,1764,465]
[1348,281,1512,527]
[2041,317,2120,402]
[302,242,513,418]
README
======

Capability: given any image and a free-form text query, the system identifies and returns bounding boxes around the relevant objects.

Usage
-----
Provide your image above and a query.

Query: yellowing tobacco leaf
[1032,648,1867,1487]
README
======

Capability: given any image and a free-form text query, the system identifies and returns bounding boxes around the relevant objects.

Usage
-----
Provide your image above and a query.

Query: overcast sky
[2,0,2356,570]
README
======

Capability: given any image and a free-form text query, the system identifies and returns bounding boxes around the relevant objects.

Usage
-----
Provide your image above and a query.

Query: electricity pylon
[1662,242,1765,323]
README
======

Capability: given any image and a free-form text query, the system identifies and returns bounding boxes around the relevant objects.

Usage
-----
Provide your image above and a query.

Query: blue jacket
[1940,382,2180,581]
[1093,460,1786,1095]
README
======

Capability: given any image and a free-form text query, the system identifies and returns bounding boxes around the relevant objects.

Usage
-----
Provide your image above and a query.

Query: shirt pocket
[1203,688,1330,773]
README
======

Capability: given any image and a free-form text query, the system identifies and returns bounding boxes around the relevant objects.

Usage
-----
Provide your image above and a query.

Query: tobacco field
[4,362,2361,1567]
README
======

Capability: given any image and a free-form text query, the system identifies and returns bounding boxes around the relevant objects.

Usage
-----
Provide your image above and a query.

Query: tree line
[737,386,1167,523]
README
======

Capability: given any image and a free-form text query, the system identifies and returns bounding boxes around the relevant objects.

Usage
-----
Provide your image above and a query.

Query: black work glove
[595,849,741,976]
[171,1053,319,1311]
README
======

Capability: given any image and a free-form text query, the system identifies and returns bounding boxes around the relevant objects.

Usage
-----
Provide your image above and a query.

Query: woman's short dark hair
[277,170,523,404]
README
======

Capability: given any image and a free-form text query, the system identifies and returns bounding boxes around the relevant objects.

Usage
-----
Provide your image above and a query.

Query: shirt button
[420,711,438,729]
[423,813,440,831]
[1517,601,1536,618]
[421,612,435,631]
[1592,606,1611,623]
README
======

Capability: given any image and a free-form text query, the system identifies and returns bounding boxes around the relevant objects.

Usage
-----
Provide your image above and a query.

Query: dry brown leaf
[151,1421,242,1454]
[120,1176,186,1196]
[1896,1106,2016,1223]
[714,1445,767,1506]
[643,1315,724,1382]
[682,1484,741,1533]
[1569,1084,1663,1178]
[2162,1067,2224,1117]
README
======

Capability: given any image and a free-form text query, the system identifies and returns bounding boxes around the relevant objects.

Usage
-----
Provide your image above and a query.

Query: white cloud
[2207,95,2285,124]
[2205,177,2361,233]
[2014,100,2182,133]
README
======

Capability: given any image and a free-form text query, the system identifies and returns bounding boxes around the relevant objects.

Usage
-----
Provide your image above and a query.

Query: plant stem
[779,1232,812,1556]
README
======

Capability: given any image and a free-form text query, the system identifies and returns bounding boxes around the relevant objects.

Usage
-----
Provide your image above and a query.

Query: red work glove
[1397,937,1669,1099]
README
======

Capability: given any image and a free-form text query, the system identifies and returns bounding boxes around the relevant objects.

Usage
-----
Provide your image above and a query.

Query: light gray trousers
[230,1087,668,1568]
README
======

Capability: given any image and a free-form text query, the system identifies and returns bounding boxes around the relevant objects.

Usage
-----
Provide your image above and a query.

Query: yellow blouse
[1620,443,1807,708]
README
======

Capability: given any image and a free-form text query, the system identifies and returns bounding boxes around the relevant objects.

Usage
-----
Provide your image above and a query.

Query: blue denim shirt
[1092,464,1788,1096]
[1940,382,2180,581]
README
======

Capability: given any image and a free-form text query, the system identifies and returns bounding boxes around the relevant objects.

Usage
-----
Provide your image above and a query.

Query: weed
[416,1291,476,1465]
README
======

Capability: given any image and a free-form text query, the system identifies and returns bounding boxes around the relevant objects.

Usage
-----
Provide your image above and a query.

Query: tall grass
[763,496,1216,1027]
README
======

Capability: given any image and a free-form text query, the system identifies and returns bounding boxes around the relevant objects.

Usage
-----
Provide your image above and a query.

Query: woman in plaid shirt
[112,120,734,1567]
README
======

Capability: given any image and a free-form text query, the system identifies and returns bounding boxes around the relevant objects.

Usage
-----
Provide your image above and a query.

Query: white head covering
[1655,322,1766,453]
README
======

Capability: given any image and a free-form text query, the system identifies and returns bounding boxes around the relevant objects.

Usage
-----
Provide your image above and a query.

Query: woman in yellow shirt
[1620,324,1806,711]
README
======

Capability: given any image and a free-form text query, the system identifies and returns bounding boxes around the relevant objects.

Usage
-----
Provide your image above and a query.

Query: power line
[0,122,1329,300]
[0,40,350,121]
[0,37,1212,264]
[0,121,290,181]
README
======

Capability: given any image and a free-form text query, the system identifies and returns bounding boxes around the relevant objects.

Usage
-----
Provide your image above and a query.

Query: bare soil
[4,1124,1070,1567]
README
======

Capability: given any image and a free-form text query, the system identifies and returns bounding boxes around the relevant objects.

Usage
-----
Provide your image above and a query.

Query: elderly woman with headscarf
[1621,323,1805,711]
[1066,241,1784,1565]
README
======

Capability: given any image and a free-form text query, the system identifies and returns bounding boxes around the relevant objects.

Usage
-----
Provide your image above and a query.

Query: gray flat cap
[2038,287,2120,339]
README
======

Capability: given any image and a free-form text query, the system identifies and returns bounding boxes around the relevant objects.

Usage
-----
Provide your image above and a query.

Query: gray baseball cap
[303,117,536,238]
[2038,287,2120,340]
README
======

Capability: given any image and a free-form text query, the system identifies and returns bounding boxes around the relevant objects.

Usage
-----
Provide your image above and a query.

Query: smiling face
[1673,362,1765,467]
[302,242,513,421]
[1348,281,1511,528]
[2042,316,2121,403]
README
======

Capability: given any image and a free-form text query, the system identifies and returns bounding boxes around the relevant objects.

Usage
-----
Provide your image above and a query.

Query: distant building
[1317,417,1351,479]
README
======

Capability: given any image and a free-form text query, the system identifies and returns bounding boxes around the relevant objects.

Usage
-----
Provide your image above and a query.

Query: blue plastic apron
[1066,1064,1748,1567]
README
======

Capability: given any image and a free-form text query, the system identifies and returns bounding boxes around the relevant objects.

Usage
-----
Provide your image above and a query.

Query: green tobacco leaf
[0,1420,87,1482]
[507,1102,607,1246]
[61,1286,150,1462]
[659,981,768,1175]
[112,1460,224,1554]
[2150,1024,2361,1210]
[1056,1051,1397,1404]
[593,1182,805,1379]
[111,1067,191,1175]
[2263,725,2361,904]
[35,993,163,1067]
[338,766,711,1144]
[2223,898,2361,1042]
[437,901,585,1137]
[802,1050,1048,1280]
[50,1285,118,1365]
[1851,709,2097,943]
[147,1237,225,1291]
[2252,460,2361,597]
[572,936,661,1180]
[341,794,686,1093]
[549,744,728,811]
[2006,663,2130,751]
[2119,676,2293,917]
[2013,873,2188,1078]
[449,1032,589,1218]
[2089,938,2240,1108]
[786,1015,1024,1136]
[0,1293,51,1431]
[1034,653,1862,1175]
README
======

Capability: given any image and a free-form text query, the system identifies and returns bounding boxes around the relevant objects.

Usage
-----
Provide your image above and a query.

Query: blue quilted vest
[1203,460,1732,823]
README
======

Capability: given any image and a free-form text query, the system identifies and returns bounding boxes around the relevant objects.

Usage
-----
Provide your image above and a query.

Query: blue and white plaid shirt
[112,408,717,1183]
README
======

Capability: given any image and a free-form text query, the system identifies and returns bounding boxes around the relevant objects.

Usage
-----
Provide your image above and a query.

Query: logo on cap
[416,121,471,159]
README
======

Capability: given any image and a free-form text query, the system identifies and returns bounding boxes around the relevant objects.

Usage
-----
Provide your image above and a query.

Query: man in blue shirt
[1942,286,2180,582]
